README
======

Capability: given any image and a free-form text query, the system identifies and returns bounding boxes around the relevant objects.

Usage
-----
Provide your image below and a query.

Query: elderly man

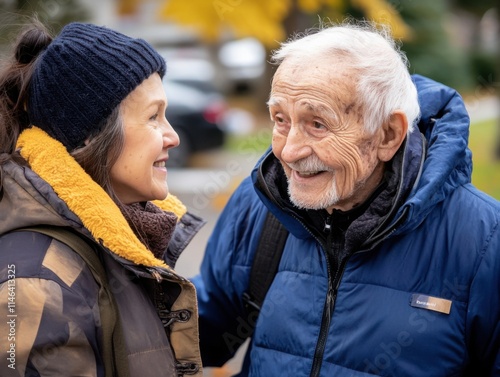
[193,23,500,376]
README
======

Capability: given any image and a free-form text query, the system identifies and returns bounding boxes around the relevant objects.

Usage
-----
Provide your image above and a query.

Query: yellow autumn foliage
[159,0,291,46]
[119,0,411,46]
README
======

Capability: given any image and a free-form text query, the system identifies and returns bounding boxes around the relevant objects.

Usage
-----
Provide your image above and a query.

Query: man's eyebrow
[299,100,337,120]
[267,97,283,107]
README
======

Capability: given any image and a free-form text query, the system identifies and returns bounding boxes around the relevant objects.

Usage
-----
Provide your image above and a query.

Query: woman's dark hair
[0,18,52,161]
[0,19,52,196]
[71,107,125,203]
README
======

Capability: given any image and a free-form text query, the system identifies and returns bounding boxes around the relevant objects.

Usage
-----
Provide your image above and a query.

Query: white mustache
[286,155,333,173]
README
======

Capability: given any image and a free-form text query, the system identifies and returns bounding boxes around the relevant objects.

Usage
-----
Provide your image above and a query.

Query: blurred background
[1,0,499,375]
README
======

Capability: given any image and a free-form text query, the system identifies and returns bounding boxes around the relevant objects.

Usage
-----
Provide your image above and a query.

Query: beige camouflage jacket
[0,127,204,377]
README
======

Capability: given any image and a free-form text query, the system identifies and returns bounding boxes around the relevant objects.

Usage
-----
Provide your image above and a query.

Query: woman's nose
[163,119,180,149]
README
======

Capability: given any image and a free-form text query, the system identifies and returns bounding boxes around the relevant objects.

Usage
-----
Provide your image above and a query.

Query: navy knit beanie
[28,22,166,150]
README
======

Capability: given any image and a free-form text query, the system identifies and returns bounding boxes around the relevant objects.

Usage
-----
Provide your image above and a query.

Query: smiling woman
[0,20,203,377]
[111,73,179,204]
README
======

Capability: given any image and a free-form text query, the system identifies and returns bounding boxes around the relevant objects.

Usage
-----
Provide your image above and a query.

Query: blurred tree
[451,0,497,88]
[151,0,412,107]
[119,0,495,150]
[385,0,474,91]
[0,0,89,54]
[117,0,411,47]
[154,0,478,98]
[116,0,479,94]
[451,0,500,158]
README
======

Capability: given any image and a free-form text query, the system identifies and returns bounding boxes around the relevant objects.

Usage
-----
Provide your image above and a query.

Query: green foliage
[225,129,273,154]
[469,119,500,199]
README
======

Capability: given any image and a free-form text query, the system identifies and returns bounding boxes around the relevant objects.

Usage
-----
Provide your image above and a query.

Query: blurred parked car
[218,38,266,94]
[158,46,230,94]
[164,79,227,167]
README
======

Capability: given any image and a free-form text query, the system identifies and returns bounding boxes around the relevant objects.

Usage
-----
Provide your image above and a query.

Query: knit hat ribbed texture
[28,22,166,150]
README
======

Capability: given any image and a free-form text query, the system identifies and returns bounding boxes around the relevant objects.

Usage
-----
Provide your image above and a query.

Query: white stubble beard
[285,155,340,211]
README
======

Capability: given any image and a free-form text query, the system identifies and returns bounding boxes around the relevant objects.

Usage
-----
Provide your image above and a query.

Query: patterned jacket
[0,127,204,376]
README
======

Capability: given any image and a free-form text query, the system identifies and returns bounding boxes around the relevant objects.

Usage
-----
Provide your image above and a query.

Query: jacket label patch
[410,294,452,314]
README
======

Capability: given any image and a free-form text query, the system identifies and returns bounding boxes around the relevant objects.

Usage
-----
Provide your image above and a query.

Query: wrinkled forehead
[269,56,360,115]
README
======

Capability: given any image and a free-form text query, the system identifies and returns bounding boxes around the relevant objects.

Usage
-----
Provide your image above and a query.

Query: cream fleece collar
[17,126,187,268]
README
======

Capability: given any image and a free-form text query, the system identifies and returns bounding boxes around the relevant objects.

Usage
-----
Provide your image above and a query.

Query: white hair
[271,21,420,134]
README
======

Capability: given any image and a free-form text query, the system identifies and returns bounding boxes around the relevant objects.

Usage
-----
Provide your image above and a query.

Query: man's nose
[280,124,312,163]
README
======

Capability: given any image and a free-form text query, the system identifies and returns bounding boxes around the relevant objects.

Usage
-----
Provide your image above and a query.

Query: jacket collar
[16,126,185,268]
[395,75,472,234]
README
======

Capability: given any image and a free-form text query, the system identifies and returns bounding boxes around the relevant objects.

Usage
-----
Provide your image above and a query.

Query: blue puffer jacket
[194,75,500,376]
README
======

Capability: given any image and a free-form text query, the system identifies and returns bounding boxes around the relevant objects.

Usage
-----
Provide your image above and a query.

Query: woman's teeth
[154,161,166,168]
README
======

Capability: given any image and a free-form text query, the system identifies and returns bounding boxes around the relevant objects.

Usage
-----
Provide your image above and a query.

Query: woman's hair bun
[15,23,53,65]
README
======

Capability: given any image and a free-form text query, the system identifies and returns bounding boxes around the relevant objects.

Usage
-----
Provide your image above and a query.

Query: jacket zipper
[309,215,406,377]
[309,216,357,377]
[280,213,336,377]
[310,286,335,376]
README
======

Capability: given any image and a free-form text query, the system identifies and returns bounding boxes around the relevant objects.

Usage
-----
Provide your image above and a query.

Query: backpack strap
[242,211,289,324]
[16,225,130,377]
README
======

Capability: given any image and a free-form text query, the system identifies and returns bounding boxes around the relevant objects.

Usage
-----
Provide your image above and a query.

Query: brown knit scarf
[119,201,178,259]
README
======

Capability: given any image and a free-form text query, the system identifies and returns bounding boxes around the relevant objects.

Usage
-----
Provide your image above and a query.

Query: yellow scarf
[17,126,187,268]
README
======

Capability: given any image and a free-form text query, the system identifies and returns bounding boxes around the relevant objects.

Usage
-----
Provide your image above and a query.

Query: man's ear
[377,110,408,162]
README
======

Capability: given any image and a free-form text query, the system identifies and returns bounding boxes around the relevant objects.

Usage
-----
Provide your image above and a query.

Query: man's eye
[313,121,325,129]
[275,115,285,124]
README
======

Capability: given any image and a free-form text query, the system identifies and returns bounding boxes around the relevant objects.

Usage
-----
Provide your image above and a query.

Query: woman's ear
[377,110,408,162]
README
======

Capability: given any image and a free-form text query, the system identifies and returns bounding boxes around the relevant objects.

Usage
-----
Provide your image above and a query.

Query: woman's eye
[150,113,159,121]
